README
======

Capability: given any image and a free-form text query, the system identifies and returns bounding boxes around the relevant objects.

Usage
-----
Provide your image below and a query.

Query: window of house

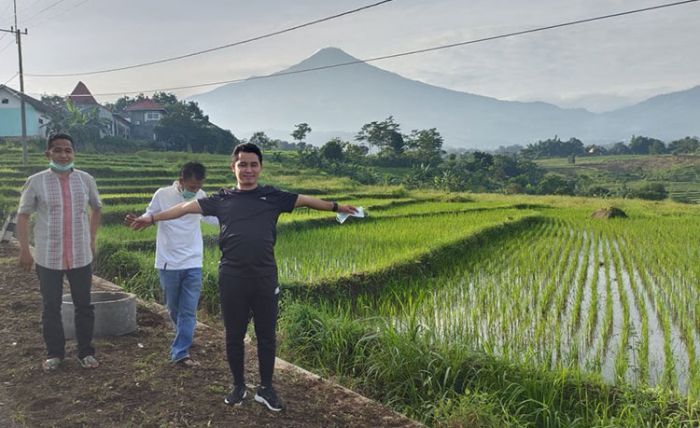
[38,118,44,124]
[1,98,9,104]
[145,112,161,122]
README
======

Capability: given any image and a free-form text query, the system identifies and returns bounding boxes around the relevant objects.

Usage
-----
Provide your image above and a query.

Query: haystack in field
[591,207,628,219]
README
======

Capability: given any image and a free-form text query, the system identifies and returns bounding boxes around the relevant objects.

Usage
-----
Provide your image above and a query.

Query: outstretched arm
[294,194,357,214]
[126,200,203,230]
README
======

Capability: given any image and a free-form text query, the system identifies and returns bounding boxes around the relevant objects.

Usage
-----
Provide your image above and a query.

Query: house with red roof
[68,81,131,138]
[123,99,167,140]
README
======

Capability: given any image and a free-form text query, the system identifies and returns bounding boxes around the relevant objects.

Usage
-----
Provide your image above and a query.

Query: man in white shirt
[126,162,217,367]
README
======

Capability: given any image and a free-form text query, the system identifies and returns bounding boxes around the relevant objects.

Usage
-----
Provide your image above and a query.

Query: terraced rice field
[2,145,698,426]
[346,210,700,396]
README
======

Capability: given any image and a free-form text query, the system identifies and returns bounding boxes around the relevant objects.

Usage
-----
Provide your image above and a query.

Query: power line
[0,37,13,54]
[18,0,48,16]
[29,0,91,26]
[22,0,69,23]
[61,0,699,97]
[0,0,13,16]
[2,71,18,85]
[0,0,11,43]
[26,0,395,78]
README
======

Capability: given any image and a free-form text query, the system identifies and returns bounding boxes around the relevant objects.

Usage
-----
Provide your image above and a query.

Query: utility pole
[1,0,29,165]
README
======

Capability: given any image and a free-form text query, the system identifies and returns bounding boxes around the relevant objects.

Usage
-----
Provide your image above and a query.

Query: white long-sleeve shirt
[145,181,218,270]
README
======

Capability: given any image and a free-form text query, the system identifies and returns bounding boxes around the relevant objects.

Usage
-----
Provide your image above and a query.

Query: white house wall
[0,89,48,138]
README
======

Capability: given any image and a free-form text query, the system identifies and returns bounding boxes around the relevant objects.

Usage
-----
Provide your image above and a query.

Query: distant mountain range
[190,47,700,150]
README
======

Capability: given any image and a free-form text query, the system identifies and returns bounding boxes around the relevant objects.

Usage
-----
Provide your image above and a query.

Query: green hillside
[537,154,700,203]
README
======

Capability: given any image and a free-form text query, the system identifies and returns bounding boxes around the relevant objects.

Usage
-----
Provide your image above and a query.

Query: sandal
[175,357,200,368]
[42,357,62,371]
[78,355,99,369]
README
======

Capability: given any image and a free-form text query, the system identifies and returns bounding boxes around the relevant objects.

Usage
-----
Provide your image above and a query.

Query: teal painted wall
[0,107,45,137]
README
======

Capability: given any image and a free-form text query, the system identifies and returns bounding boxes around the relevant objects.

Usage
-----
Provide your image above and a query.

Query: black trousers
[219,272,279,388]
[36,264,95,359]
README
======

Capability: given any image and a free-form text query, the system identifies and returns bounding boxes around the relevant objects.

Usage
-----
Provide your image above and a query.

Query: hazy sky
[0,0,698,112]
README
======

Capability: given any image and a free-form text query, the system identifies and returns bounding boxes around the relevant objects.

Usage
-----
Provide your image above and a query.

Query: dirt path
[0,242,421,427]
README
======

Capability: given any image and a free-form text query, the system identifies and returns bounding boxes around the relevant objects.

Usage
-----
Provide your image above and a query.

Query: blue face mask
[49,161,74,172]
[182,190,197,200]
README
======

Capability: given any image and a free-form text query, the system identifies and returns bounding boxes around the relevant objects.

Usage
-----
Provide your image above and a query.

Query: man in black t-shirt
[128,143,357,412]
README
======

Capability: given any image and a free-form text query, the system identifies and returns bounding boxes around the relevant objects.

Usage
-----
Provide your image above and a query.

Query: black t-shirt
[198,185,298,277]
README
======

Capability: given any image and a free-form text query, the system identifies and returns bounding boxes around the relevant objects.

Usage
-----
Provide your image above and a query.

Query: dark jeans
[36,264,95,359]
[219,272,279,388]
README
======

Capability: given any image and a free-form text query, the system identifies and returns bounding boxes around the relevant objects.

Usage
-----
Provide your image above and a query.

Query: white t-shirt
[145,181,218,270]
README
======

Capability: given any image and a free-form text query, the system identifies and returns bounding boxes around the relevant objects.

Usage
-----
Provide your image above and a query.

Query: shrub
[631,183,668,200]
[95,248,143,282]
[587,186,612,198]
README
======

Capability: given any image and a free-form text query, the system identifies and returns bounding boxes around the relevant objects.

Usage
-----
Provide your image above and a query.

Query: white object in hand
[336,206,365,224]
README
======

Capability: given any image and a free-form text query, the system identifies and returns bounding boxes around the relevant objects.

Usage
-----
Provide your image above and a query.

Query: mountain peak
[282,47,361,73]
[309,47,359,63]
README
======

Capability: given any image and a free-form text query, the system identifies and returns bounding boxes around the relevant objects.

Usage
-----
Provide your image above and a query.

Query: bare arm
[16,213,33,272]
[294,194,357,214]
[90,208,101,257]
[126,200,203,230]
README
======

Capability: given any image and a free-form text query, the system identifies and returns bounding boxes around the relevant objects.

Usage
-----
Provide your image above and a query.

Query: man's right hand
[19,248,34,272]
[124,213,138,227]
[124,213,153,231]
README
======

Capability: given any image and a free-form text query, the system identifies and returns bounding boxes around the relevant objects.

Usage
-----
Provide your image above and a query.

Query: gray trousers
[36,264,95,359]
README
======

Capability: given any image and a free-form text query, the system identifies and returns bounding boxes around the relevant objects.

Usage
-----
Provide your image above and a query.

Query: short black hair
[232,142,263,164]
[47,133,75,151]
[180,161,206,180]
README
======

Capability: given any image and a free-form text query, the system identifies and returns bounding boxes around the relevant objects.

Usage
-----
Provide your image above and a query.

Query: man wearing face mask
[125,162,218,367]
[16,133,102,371]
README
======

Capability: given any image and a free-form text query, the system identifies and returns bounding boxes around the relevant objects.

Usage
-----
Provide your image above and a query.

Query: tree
[320,138,344,162]
[152,92,179,108]
[355,116,405,160]
[41,98,111,148]
[522,136,584,158]
[608,142,630,155]
[588,186,612,198]
[105,93,146,113]
[109,92,237,153]
[404,128,444,166]
[155,101,237,153]
[342,141,369,163]
[631,183,668,200]
[629,135,665,155]
[249,131,277,150]
[668,136,699,154]
[537,173,575,195]
[491,155,519,181]
[291,123,312,144]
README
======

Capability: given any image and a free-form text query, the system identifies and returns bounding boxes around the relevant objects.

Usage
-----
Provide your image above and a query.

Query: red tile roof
[68,81,98,105]
[124,99,166,112]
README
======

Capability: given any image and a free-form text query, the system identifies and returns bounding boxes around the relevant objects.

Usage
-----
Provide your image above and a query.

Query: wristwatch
[331,201,338,212]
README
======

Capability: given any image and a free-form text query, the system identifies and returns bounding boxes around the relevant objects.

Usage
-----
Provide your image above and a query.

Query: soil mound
[591,207,628,219]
